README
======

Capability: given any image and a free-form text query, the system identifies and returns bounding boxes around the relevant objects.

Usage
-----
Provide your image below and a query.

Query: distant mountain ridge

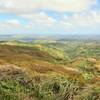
[0,34,100,42]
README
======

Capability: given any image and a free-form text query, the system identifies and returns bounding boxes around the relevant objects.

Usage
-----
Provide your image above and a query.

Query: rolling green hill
[0,40,100,100]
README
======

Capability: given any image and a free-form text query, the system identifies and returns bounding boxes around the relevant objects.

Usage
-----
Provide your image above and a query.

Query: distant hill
[0,34,100,42]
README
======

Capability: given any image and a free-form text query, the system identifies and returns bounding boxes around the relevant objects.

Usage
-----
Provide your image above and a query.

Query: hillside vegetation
[0,40,100,100]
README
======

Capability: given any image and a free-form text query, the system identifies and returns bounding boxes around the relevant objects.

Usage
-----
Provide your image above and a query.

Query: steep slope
[0,44,57,63]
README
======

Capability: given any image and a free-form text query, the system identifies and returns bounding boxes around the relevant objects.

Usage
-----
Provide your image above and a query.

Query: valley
[0,39,100,100]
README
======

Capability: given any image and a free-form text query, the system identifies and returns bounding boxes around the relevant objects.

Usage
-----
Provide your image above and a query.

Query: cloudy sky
[0,0,100,35]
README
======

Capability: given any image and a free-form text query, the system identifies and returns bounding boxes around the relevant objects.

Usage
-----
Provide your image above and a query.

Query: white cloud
[6,10,100,34]
[0,0,97,13]
[0,9,100,35]
[6,19,21,27]
[0,0,99,35]
[61,10,100,27]
[20,12,57,26]
[0,19,21,28]
[0,19,25,34]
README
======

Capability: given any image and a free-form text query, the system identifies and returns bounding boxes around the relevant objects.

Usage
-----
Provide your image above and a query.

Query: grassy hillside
[0,40,100,100]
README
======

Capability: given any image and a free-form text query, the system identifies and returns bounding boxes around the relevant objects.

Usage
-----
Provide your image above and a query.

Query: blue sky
[0,0,100,35]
